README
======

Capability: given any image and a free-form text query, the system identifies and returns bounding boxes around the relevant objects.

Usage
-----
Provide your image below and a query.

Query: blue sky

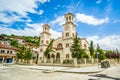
[0,0,120,50]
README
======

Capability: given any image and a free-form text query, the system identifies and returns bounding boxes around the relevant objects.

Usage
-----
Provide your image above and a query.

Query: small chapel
[38,13,89,64]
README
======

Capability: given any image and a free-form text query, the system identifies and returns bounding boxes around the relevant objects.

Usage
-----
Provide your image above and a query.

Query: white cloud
[0,0,49,23]
[96,0,102,4]
[38,10,44,15]
[0,23,43,36]
[50,29,61,39]
[50,16,64,26]
[75,13,109,26]
[0,22,61,39]
[87,35,120,50]
[26,19,32,22]
[27,23,62,39]
[0,12,22,23]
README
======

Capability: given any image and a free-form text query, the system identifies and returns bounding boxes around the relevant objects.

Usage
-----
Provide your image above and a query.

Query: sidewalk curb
[56,69,105,74]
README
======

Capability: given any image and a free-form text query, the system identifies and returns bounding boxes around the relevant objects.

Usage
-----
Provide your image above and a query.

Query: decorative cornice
[63,22,76,26]
[40,32,51,35]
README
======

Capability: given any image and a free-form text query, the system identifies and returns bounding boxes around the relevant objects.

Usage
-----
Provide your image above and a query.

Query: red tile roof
[0,44,18,51]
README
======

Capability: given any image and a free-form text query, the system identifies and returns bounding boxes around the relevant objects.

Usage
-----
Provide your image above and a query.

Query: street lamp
[96,52,99,69]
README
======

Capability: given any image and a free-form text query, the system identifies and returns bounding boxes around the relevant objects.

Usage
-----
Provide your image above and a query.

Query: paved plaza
[0,64,120,80]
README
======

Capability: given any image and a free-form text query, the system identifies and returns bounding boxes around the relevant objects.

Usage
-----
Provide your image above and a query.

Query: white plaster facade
[38,13,89,64]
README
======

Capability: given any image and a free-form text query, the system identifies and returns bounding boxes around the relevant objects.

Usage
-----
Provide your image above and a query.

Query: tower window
[66,43,69,47]
[66,17,68,21]
[69,16,71,20]
[46,40,49,44]
[66,32,69,37]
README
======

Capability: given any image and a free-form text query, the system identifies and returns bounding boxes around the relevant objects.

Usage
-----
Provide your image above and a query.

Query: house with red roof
[0,44,18,63]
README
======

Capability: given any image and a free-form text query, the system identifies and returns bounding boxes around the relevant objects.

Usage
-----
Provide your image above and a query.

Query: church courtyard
[0,64,120,80]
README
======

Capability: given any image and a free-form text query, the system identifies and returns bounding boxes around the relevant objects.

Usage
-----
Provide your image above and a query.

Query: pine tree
[70,36,82,59]
[89,41,94,63]
[96,44,106,62]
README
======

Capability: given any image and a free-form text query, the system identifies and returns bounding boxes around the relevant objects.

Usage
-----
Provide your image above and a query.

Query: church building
[38,13,89,64]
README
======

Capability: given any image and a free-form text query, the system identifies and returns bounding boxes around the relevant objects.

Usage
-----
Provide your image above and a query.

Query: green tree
[17,46,33,63]
[10,39,19,48]
[11,34,15,37]
[24,48,32,63]
[17,46,26,62]
[70,36,82,59]
[0,34,7,37]
[44,39,54,58]
[23,36,40,46]
[16,46,26,62]
[98,49,106,62]
[89,41,95,63]
[17,51,24,61]
[96,44,106,62]
[96,44,100,52]
[82,50,89,59]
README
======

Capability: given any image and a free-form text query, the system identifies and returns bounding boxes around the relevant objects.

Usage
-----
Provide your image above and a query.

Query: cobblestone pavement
[0,64,120,80]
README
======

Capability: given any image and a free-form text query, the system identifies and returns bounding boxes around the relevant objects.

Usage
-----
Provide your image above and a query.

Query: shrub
[101,61,110,68]
[63,59,74,64]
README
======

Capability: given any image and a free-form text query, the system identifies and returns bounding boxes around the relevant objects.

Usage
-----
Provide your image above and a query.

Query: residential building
[0,44,18,63]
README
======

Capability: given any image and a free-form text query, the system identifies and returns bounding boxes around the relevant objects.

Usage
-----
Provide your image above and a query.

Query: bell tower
[63,13,76,39]
[65,13,74,23]
[38,24,51,64]
[40,24,51,45]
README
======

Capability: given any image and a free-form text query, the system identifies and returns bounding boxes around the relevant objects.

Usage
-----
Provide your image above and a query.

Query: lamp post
[97,52,99,69]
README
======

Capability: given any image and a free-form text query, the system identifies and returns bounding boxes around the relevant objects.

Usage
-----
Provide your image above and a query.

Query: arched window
[66,43,69,48]
[51,54,55,58]
[66,32,69,37]
[56,53,60,59]
[57,43,63,49]
[46,40,49,44]
[47,54,50,59]
[45,27,46,30]
[69,16,71,20]
[66,54,70,58]
[66,17,68,21]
